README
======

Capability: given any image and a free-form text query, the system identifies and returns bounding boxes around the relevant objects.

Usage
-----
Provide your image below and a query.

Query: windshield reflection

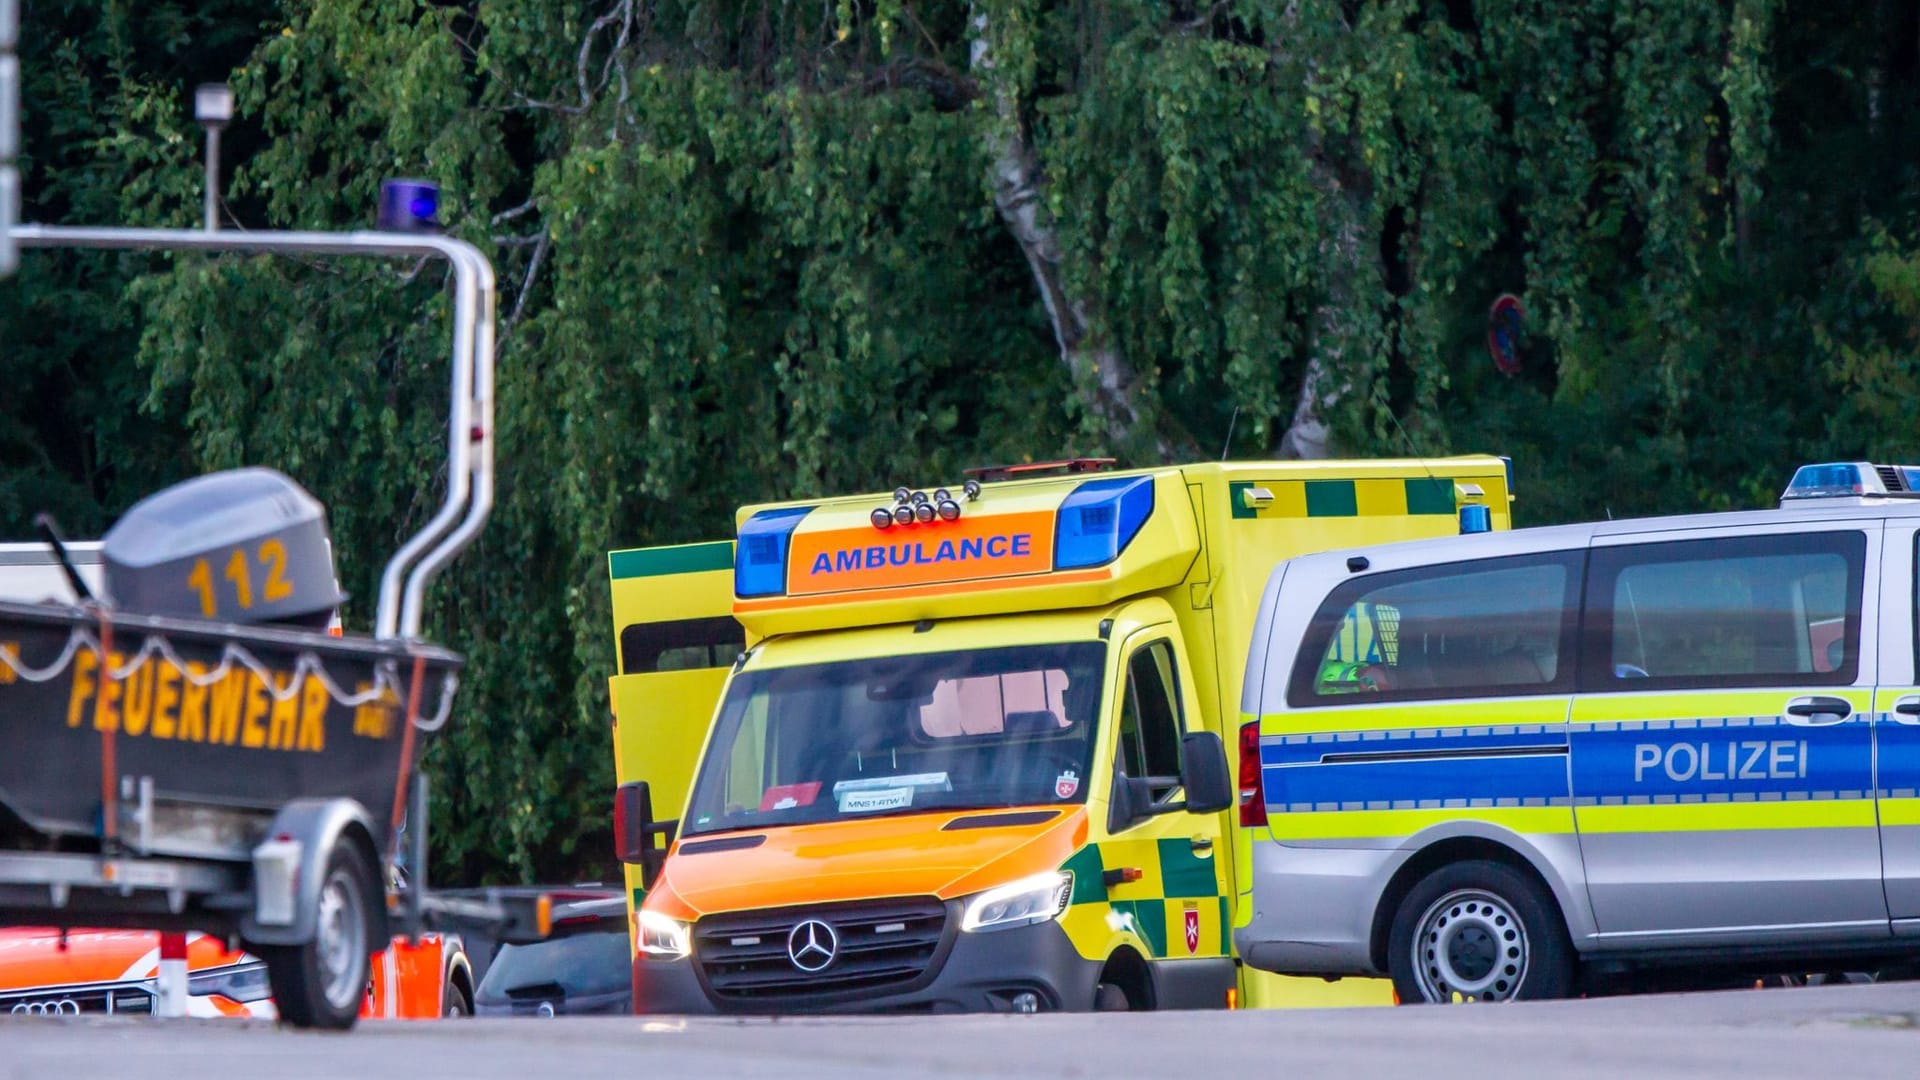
[683,642,1106,835]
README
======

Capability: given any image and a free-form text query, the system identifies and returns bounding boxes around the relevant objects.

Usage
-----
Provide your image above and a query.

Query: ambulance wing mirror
[1107,732,1233,830]
[614,781,678,890]
[1177,731,1233,815]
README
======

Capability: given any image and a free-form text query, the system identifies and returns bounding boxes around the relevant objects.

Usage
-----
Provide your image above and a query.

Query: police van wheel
[259,844,378,1029]
[1388,860,1573,1004]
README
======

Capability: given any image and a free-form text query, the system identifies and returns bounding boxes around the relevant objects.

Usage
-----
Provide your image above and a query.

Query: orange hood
[651,807,1089,918]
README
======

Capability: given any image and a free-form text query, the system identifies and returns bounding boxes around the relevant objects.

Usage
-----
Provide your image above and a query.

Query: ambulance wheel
[260,844,378,1029]
[1093,983,1131,1011]
[1388,859,1573,1004]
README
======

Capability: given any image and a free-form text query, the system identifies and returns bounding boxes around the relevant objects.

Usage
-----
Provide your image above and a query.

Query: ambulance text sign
[787,511,1057,595]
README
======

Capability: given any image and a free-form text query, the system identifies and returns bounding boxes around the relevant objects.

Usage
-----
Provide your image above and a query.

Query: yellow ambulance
[606,457,1513,1012]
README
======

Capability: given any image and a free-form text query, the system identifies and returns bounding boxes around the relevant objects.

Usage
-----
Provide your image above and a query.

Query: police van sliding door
[1873,521,1920,931]
[1569,524,1882,944]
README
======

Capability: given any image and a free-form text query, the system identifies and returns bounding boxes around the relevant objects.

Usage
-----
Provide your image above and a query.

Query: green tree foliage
[4,0,1919,880]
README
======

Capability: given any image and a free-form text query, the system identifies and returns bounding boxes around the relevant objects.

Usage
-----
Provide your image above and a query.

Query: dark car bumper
[474,987,631,1017]
[634,915,1102,1015]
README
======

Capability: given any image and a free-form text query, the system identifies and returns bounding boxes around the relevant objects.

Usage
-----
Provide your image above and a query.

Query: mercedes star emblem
[786,918,839,972]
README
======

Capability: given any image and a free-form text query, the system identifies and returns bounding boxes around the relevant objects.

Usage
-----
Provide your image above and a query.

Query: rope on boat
[0,621,458,731]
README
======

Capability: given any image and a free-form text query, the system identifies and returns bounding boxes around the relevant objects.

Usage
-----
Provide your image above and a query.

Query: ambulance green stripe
[609,542,735,580]
[1061,845,1107,905]
[1403,477,1456,515]
[1113,899,1168,956]
[1156,838,1220,898]
[1304,480,1358,517]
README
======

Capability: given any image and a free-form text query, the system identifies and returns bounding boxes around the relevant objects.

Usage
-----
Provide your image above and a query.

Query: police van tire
[1387,859,1573,1005]
[259,844,378,1029]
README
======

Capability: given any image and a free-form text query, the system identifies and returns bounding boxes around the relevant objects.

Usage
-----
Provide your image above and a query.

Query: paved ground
[8,982,1920,1079]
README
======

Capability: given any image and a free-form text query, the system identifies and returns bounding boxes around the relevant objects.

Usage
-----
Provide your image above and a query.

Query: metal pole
[155,932,189,1018]
[1,0,19,277]
[402,242,494,638]
[5,225,496,639]
[202,126,219,232]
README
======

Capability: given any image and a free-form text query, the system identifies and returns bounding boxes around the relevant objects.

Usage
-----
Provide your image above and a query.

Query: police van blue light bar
[1782,463,1868,499]
[1779,462,1920,504]
[1054,476,1154,570]
[735,506,814,597]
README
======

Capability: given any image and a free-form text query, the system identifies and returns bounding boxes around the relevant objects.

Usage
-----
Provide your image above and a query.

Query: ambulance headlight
[892,503,915,527]
[638,910,692,959]
[937,498,962,522]
[913,501,936,524]
[188,960,272,1003]
[871,507,894,530]
[960,871,1072,933]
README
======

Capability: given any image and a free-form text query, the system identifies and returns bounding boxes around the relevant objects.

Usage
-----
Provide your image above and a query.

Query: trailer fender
[239,798,389,947]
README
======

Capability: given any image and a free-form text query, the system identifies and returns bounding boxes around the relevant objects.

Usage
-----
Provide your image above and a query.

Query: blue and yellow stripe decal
[1254,701,1881,840]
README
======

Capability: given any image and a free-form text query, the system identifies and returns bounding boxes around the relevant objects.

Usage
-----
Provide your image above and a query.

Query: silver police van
[1234,463,1920,1002]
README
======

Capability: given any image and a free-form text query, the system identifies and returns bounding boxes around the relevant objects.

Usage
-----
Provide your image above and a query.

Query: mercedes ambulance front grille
[693,897,950,1005]
[1,982,154,1016]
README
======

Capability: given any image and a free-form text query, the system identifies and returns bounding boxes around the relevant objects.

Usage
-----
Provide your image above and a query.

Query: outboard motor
[100,467,346,628]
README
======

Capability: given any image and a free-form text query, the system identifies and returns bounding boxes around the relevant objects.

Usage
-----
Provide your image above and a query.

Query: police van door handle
[1893,696,1920,724]
[1784,696,1852,725]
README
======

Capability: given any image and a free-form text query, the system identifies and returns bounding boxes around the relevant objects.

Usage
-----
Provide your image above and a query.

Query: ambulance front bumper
[632,912,1102,1015]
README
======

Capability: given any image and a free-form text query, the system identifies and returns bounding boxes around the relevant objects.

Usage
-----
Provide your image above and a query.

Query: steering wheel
[1357,664,1393,692]
[1613,663,1650,679]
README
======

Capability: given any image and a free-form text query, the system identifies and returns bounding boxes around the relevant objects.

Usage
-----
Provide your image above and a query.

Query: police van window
[1116,640,1185,803]
[619,616,745,674]
[1580,531,1864,691]
[1288,553,1581,707]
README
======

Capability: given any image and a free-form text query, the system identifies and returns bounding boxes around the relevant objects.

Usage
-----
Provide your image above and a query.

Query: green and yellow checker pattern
[1055,840,1228,961]
[1228,477,1465,521]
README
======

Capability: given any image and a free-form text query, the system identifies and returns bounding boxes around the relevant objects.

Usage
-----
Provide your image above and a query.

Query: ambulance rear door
[607,541,746,892]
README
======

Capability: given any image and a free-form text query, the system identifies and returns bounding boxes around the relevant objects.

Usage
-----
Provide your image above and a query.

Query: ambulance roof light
[735,506,813,597]
[1055,475,1154,570]
[964,458,1116,484]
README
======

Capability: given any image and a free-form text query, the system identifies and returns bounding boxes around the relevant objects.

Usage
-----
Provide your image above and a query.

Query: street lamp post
[1,0,20,274]
[194,83,232,232]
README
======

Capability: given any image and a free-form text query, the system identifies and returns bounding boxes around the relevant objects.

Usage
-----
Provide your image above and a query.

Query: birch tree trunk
[969,6,1152,450]
[1272,5,1372,461]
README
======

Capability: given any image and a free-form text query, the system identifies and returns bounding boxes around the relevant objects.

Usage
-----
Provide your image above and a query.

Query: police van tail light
[1238,719,1267,827]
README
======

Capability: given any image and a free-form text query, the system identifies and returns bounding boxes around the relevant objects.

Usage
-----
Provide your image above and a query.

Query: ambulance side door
[1098,620,1230,972]
[606,541,744,912]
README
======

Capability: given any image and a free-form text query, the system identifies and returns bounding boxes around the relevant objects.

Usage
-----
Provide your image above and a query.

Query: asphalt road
[8,982,1920,1079]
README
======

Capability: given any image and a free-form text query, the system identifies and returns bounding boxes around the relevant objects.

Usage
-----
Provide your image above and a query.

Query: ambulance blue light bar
[1054,476,1154,570]
[735,506,814,597]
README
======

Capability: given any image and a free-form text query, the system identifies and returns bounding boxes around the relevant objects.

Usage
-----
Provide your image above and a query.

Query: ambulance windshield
[683,642,1105,835]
